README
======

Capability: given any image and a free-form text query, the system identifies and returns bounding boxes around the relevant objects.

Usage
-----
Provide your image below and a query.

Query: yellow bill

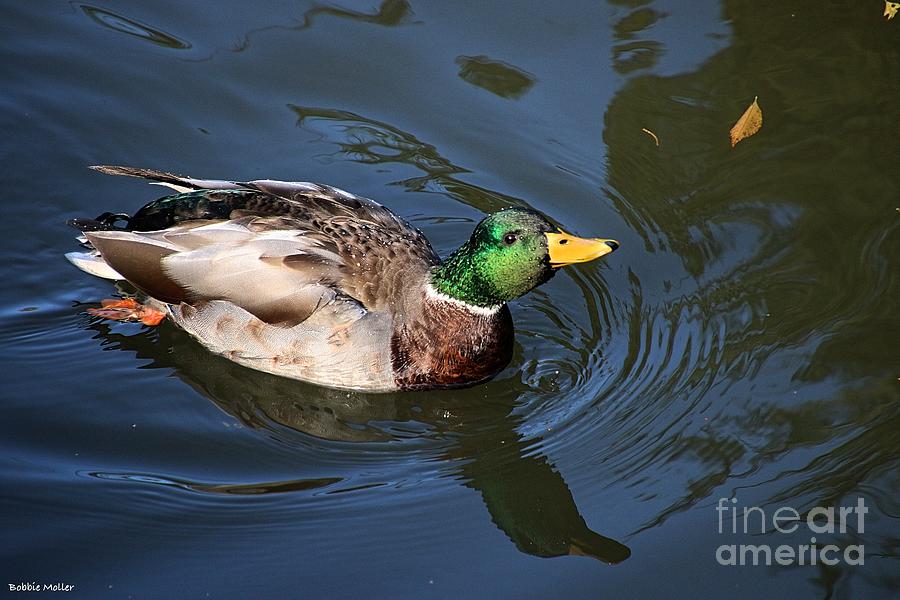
[546,231,619,267]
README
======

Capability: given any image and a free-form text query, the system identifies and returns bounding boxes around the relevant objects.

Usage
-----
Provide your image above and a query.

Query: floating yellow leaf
[886,1,899,20]
[641,127,660,147]
[730,96,762,148]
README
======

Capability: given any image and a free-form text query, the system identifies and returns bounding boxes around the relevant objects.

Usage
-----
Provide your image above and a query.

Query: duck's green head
[431,208,619,308]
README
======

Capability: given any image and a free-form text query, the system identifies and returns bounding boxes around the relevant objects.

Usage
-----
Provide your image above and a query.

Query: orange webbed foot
[86,298,166,326]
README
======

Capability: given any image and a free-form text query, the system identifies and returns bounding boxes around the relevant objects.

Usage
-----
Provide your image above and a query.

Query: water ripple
[80,5,191,49]
[87,471,343,495]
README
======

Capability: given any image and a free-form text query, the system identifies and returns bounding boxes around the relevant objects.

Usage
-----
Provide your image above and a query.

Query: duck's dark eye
[503,233,518,245]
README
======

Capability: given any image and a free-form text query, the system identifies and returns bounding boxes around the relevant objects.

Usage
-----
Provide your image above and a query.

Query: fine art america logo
[715,497,867,566]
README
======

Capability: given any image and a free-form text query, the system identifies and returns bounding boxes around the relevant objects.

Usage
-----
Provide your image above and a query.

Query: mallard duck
[67,166,619,391]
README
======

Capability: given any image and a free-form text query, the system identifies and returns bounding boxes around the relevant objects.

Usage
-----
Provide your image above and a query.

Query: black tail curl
[67,212,132,232]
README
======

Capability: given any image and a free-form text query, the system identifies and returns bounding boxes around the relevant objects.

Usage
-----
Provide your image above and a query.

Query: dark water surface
[2,1,898,598]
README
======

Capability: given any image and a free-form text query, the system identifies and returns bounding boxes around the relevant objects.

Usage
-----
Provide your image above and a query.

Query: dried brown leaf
[886,1,899,19]
[730,96,762,148]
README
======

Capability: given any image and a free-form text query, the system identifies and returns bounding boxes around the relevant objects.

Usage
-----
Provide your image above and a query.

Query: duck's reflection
[454,423,630,562]
[86,319,630,564]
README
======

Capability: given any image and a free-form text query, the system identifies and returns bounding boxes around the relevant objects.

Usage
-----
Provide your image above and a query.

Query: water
[2,1,898,598]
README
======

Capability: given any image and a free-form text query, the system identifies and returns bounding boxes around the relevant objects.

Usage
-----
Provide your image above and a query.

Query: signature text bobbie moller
[715,496,867,566]
[9,582,75,592]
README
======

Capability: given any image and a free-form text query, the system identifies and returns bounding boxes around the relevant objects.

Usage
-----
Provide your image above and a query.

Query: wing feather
[79,167,441,317]
[86,220,351,326]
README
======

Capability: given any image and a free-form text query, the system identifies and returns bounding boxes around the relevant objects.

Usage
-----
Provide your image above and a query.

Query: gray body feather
[69,166,443,391]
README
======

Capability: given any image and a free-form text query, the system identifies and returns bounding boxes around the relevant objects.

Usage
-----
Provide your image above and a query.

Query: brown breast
[390,299,514,390]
